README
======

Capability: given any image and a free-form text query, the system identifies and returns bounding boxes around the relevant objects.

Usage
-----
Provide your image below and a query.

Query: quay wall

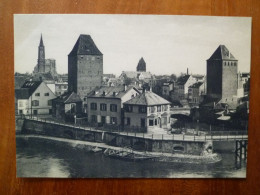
[22,119,209,155]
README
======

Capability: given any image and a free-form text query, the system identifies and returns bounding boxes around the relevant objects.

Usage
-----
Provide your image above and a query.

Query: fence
[23,115,248,142]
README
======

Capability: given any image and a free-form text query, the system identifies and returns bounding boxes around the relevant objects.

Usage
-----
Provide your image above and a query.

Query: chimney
[187,68,189,75]
[123,84,127,91]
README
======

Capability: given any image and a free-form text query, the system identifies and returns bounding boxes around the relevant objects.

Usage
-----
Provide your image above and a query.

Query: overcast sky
[14,14,252,76]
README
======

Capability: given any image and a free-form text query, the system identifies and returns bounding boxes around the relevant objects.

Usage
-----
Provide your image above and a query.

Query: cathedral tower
[68,34,103,99]
[37,34,45,72]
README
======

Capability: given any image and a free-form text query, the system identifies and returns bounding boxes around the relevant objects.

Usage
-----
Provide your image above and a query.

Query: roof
[121,71,152,79]
[208,45,237,61]
[15,88,30,99]
[124,91,171,106]
[68,34,102,56]
[137,57,146,71]
[87,85,139,99]
[177,75,190,85]
[20,81,42,96]
[189,82,204,88]
[53,92,82,104]
[15,76,29,89]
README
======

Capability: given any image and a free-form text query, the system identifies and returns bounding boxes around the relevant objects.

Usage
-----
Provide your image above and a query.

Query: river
[16,137,246,178]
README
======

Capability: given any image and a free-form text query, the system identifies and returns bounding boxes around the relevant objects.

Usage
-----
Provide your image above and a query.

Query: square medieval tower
[207,45,238,99]
[68,35,103,99]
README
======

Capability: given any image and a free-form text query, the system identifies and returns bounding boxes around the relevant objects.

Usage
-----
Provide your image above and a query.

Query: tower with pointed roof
[68,34,103,99]
[136,57,146,72]
[207,45,238,99]
[33,34,57,77]
[37,34,45,72]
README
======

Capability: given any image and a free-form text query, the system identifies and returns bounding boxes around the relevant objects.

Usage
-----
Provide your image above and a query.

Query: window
[44,93,49,96]
[139,106,146,113]
[157,105,161,112]
[100,103,107,111]
[32,100,39,106]
[125,105,133,112]
[126,117,131,126]
[91,115,97,123]
[110,104,117,112]
[101,116,106,124]
[110,117,117,124]
[155,119,157,126]
[18,101,23,107]
[35,93,40,96]
[33,110,38,115]
[149,119,154,126]
[71,103,76,113]
[48,100,52,106]
[90,103,97,110]
[151,106,155,113]
[19,110,23,114]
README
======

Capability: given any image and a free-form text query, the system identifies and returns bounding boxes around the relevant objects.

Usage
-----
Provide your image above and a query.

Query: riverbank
[16,134,221,164]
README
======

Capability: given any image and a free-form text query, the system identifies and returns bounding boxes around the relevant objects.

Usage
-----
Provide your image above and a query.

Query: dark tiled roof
[53,92,82,103]
[189,82,204,88]
[68,34,102,56]
[87,85,140,99]
[124,91,170,106]
[208,45,237,61]
[15,76,29,89]
[20,81,42,96]
[177,75,190,85]
[15,88,30,99]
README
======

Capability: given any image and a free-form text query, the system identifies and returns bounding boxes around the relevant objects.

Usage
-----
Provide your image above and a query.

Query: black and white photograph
[14,14,251,178]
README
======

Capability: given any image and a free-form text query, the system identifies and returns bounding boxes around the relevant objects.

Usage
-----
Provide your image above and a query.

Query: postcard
[14,14,251,178]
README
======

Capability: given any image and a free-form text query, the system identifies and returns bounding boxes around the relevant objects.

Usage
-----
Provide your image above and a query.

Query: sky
[14,14,252,76]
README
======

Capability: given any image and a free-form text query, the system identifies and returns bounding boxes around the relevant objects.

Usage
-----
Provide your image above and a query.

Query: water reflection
[16,137,246,178]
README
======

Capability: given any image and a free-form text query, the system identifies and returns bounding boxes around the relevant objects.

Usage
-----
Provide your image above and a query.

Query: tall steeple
[37,34,45,72]
[39,34,44,47]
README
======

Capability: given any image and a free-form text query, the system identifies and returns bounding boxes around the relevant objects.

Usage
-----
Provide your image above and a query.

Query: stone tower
[68,34,103,99]
[37,34,45,72]
[136,57,146,72]
[207,45,238,99]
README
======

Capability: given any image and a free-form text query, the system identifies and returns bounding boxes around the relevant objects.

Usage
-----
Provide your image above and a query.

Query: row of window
[224,61,237,66]
[30,100,52,106]
[90,103,118,112]
[35,92,49,97]
[91,115,117,124]
[124,105,169,113]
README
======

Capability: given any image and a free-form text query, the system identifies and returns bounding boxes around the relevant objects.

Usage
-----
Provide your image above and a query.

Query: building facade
[123,91,171,132]
[87,85,140,126]
[15,81,56,115]
[52,92,82,121]
[68,34,103,99]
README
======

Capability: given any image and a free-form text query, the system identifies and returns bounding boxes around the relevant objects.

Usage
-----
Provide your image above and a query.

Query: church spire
[39,34,44,46]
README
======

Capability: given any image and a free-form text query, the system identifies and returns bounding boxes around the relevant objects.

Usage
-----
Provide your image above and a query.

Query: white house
[15,81,56,115]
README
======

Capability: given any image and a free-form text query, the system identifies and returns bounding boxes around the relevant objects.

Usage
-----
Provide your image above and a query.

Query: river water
[16,137,246,178]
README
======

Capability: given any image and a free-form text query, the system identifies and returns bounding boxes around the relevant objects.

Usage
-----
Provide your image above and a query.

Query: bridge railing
[24,116,248,142]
